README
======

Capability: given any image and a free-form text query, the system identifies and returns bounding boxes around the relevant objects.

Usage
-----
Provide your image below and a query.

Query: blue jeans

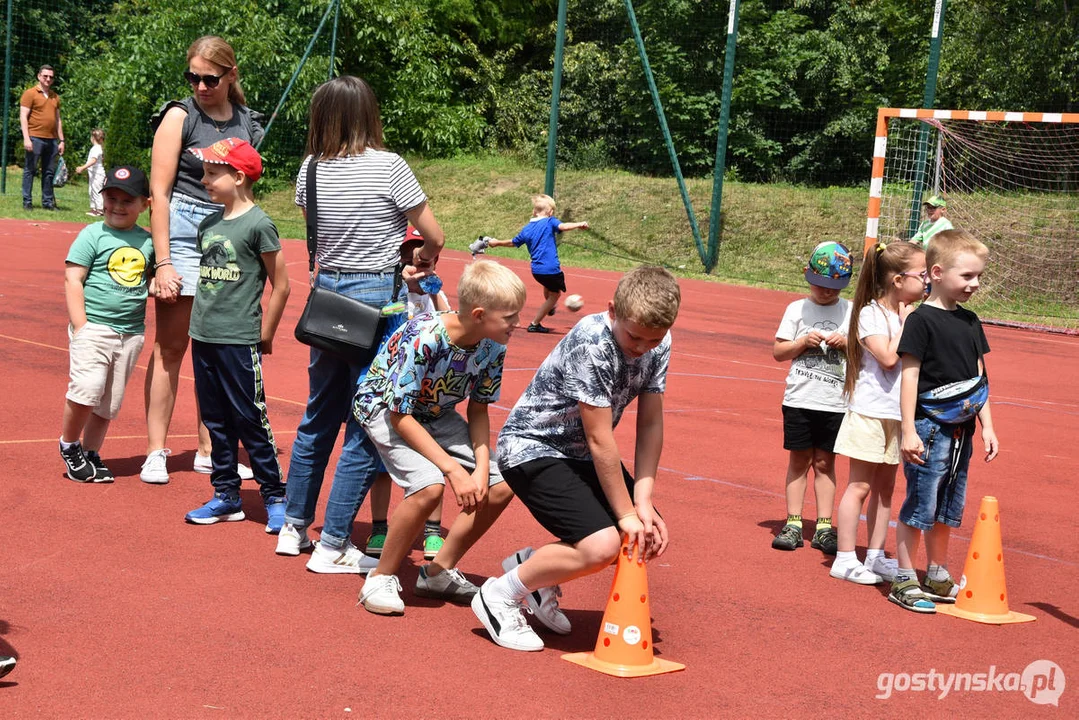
[22,137,58,207]
[283,269,404,549]
[899,417,972,531]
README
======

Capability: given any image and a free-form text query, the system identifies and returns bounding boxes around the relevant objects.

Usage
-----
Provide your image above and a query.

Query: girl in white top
[75,128,105,216]
[830,242,927,585]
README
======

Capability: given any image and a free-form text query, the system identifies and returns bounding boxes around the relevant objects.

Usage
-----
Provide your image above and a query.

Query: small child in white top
[771,242,853,554]
[829,241,927,585]
[365,226,452,562]
[75,129,105,216]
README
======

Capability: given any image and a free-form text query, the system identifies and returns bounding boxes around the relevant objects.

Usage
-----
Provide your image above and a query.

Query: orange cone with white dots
[937,496,1035,625]
[562,541,685,677]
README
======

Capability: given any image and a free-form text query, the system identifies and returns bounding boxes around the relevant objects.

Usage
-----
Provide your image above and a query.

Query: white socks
[927,563,951,581]
[832,551,865,571]
[487,566,529,603]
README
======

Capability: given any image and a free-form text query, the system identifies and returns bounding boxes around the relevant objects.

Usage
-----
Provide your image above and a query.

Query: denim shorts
[899,417,972,530]
[169,192,223,297]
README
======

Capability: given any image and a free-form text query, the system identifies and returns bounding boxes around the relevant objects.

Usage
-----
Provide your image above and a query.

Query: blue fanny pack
[918,376,989,425]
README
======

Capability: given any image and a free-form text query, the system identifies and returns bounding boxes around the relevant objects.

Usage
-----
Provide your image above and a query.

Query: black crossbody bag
[293,159,402,366]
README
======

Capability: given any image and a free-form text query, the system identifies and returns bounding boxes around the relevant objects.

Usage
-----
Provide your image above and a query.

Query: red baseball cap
[189,137,263,182]
[401,225,424,245]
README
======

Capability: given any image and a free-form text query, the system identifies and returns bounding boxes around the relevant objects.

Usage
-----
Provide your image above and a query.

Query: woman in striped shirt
[274,76,445,573]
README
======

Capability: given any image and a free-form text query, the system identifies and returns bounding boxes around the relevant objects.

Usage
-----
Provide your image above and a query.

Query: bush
[104,91,154,173]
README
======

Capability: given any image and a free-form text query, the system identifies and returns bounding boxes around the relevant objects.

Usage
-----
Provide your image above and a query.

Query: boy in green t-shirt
[60,166,153,482]
[182,138,292,536]
[910,195,954,248]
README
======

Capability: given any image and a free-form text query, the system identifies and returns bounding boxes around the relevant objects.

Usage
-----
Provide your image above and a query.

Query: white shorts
[834,409,901,465]
[66,322,144,420]
[362,407,503,497]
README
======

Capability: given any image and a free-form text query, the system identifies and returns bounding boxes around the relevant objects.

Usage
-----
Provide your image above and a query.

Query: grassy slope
[4,156,1074,327]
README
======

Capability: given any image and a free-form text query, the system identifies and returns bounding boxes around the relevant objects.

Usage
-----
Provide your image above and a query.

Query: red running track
[0,217,1076,717]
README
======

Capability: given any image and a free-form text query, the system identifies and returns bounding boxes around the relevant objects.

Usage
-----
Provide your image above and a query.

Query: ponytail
[843,242,924,399]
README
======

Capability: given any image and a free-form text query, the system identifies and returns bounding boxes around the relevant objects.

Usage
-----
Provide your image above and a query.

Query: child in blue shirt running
[470,194,588,333]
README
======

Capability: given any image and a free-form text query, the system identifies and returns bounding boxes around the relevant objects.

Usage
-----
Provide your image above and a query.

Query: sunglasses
[900,270,928,281]
[184,70,230,89]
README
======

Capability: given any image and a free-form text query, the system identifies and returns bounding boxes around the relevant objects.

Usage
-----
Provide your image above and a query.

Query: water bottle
[418,273,443,295]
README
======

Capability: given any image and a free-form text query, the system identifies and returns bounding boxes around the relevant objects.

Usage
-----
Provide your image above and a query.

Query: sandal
[888,579,937,613]
[922,576,959,603]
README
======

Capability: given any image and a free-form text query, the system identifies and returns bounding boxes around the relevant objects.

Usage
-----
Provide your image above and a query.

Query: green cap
[924,195,947,209]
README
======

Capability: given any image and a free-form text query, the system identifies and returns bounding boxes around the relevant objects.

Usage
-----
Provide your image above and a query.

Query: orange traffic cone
[937,496,1036,625]
[562,541,685,677]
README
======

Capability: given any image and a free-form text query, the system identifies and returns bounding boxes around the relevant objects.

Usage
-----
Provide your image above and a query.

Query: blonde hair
[613,266,681,328]
[926,229,988,270]
[306,76,384,159]
[458,260,527,313]
[532,194,556,215]
[187,36,245,106]
[91,128,105,143]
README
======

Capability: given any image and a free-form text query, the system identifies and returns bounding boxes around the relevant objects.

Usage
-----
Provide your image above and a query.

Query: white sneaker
[275,523,313,556]
[829,558,883,585]
[359,573,405,615]
[865,556,899,582]
[140,449,171,484]
[305,541,378,574]
[501,547,571,635]
[193,452,254,480]
[471,579,544,652]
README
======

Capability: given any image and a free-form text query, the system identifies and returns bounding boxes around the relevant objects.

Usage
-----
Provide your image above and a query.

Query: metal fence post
[544,0,568,197]
[706,0,741,272]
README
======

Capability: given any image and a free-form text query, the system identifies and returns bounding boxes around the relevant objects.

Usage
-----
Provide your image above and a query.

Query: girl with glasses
[829,241,926,585]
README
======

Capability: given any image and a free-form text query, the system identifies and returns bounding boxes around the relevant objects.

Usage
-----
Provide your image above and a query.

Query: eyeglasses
[184,70,230,89]
[900,271,928,281]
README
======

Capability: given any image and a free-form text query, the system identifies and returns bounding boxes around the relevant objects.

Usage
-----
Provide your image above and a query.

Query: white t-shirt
[406,290,448,319]
[776,297,851,412]
[849,300,902,420]
[86,144,105,184]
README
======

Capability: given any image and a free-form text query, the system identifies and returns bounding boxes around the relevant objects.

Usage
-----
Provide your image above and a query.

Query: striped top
[295,151,427,272]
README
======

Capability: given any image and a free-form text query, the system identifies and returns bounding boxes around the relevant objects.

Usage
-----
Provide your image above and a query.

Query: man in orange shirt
[20,65,65,210]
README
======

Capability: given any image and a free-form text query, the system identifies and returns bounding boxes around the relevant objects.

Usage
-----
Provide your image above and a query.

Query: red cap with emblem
[189,137,263,182]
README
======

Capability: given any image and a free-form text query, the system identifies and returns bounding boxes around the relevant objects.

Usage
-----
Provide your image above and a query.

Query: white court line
[662,465,1078,568]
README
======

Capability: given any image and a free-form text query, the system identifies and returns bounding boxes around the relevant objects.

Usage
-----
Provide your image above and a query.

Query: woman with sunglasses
[142,36,264,484]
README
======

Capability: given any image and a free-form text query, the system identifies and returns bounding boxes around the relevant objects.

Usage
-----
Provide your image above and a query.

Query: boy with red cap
[182,138,292,535]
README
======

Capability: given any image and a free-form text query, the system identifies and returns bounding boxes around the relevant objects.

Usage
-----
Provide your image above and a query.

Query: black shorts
[503,457,633,544]
[781,405,844,452]
[532,272,566,293]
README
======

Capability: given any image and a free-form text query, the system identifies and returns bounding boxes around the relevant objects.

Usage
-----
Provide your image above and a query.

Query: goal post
[865,108,1079,331]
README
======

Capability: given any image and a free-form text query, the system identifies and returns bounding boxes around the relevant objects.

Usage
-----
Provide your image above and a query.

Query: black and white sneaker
[501,547,571,634]
[85,451,115,483]
[59,441,96,482]
[471,579,544,652]
[0,655,16,679]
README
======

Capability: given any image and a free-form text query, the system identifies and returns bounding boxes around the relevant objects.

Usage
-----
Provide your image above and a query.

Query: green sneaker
[423,534,445,561]
[365,532,386,558]
[771,523,803,551]
[922,575,959,603]
[888,578,937,614]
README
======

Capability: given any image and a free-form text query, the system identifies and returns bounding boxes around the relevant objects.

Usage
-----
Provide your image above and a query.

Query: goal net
[864,108,1079,332]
